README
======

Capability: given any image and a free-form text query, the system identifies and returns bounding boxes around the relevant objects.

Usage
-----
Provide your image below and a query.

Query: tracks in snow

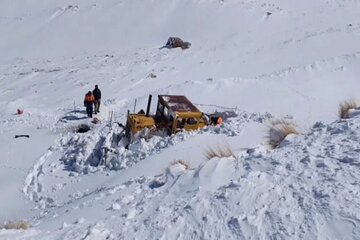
[21,110,269,211]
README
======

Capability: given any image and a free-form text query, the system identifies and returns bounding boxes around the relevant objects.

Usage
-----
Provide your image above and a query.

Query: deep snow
[1,0,360,239]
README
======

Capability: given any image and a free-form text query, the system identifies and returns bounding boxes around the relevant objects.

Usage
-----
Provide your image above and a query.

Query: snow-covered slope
[1,0,360,239]
[4,112,360,239]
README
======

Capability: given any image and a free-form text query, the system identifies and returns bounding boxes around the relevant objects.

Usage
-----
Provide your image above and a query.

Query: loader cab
[155,95,206,135]
[125,95,207,141]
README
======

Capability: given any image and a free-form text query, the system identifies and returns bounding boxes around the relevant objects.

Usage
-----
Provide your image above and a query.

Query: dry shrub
[3,221,30,230]
[204,143,235,160]
[171,160,191,170]
[266,118,298,149]
[339,99,357,119]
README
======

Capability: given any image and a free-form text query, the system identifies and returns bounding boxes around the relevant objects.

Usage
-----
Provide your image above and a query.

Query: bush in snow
[204,143,235,160]
[2,220,30,230]
[266,118,298,149]
[170,160,192,170]
[339,99,357,119]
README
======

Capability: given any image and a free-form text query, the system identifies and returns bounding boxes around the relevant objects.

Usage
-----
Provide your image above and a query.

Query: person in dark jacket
[84,91,95,118]
[92,85,101,114]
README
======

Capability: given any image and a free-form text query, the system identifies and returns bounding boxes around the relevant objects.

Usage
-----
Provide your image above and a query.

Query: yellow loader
[125,95,208,140]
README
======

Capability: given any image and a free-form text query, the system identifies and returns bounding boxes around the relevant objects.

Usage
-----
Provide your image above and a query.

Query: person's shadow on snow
[59,110,88,122]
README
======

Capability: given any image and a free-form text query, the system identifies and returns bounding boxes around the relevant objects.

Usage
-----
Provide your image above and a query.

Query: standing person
[92,85,101,114]
[84,91,95,118]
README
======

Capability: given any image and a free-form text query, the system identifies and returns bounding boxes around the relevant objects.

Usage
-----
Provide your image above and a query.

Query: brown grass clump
[266,118,298,149]
[204,144,235,160]
[2,221,30,230]
[171,160,191,170]
[339,100,357,119]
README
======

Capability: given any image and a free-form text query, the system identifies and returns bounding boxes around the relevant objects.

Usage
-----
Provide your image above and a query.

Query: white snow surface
[1,0,360,239]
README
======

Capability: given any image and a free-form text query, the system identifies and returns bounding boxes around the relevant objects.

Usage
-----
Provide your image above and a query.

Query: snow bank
[15,114,359,239]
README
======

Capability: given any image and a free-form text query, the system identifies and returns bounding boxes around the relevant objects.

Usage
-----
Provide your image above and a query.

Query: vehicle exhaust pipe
[146,94,152,117]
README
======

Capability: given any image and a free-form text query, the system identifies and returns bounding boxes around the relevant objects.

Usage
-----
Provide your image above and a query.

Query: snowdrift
[3,113,360,239]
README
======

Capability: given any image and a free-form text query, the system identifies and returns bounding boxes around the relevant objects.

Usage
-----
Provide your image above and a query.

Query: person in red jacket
[84,91,95,118]
[216,116,223,125]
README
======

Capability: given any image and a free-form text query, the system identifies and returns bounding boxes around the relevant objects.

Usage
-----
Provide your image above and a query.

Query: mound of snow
[198,157,235,192]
